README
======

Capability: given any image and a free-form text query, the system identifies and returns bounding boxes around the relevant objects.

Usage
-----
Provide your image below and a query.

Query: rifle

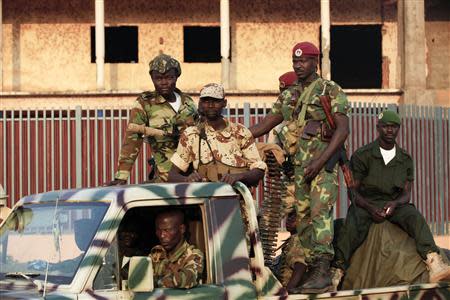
[319,95,355,189]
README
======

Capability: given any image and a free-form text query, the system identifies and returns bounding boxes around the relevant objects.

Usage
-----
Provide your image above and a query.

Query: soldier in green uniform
[331,110,450,289]
[168,83,266,186]
[107,54,198,185]
[250,42,350,293]
[150,209,204,289]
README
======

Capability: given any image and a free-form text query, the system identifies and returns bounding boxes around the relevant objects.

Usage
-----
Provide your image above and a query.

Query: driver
[168,83,266,186]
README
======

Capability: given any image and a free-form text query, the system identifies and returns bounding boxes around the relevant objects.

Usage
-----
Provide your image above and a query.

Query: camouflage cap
[378,110,401,125]
[149,54,181,77]
[199,83,225,100]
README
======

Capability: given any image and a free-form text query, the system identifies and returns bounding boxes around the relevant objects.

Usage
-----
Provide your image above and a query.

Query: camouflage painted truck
[0,182,448,299]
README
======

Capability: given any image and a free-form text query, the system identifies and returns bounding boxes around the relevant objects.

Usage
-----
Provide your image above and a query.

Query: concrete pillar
[398,0,430,105]
[320,0,331,80]
[95,0,105,90]
[0,0,3,91]
[220,0,230,89]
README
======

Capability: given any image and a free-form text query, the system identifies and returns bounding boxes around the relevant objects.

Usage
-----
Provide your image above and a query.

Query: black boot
[299,257,332,294]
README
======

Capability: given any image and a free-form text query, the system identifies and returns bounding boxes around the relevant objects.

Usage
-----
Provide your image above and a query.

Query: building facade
[0,0,448,108]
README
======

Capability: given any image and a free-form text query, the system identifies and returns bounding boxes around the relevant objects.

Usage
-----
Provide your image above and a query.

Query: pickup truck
[0,182,448,299]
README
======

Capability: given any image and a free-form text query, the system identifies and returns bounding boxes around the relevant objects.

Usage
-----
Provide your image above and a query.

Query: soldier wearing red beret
[250,42,350,293]
[279,71,297,92]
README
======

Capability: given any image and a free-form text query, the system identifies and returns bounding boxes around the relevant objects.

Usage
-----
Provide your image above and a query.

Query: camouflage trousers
[282,181,296,216]
[277,234,307,286]
[293,138,339,262]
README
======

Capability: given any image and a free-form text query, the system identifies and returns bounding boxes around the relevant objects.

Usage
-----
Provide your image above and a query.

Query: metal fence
[1,103,449,234]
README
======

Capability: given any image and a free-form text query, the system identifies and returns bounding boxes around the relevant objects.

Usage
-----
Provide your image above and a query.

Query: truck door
[87,201,227,299]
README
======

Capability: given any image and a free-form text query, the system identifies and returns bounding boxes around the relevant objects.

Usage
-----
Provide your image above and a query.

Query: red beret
[279,71,297,89]
[292,42,320,58]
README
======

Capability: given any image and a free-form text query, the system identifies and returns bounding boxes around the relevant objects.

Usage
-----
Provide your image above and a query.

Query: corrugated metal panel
[1,103,448,234]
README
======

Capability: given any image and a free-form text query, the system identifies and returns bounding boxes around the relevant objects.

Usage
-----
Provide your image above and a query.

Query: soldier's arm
[350,153,386,221]
[159,250,204,289]
[250,90,293,138]
[168,130,206,183]
[383,158,414,216]
[221,127,267,186]
[383,181,412,217]
[303,113,349,182]
[221,169,265,187]
[168,165,204,183]
[249,113,284,138]
[111,101,148,183]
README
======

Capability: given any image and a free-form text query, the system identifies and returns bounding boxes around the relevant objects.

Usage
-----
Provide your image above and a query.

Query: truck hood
[0,280,76,300]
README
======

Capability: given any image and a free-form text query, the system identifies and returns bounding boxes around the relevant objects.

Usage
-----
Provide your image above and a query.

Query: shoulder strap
[293,78,321,127]
[197,123,216,168]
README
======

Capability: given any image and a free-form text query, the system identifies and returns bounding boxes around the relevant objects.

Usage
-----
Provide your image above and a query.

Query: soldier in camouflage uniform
[168,83,266,186]
[250,42,350,293]
[107,54,198,185]
[274,71,300,216]
[150,208,204,289]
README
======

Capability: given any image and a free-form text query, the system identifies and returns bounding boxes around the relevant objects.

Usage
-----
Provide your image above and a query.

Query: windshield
[0,201,109,285]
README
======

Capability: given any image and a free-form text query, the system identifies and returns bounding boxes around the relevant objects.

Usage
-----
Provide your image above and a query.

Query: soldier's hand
[303,159,323,182]
[186,172,206,182]
[220,173,243,185]
[383,201,397,217]
[104,179,127,186]
[369,207,386,223]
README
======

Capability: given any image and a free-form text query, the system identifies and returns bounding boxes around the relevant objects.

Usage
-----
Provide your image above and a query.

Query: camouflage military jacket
[272,73,350,128]
[115,89,198,180]
[271,74,350,164]
[171,120,267,172]
[150,240,204,289]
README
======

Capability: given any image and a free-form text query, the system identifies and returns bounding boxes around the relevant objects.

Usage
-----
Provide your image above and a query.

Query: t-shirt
[380,146,396,165]
[168,92,182,112]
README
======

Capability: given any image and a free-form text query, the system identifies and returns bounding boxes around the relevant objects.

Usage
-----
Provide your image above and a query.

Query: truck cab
[0,182,448,299]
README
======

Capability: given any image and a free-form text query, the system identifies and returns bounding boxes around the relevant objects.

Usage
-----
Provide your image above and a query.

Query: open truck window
[93,204,208,291]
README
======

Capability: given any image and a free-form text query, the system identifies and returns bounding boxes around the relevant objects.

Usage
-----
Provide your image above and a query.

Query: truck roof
[19,182,238,204]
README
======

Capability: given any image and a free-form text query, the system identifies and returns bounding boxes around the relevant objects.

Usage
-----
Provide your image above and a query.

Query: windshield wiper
[5,272,43,291]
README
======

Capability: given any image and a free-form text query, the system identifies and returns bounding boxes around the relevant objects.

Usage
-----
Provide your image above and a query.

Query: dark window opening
[112,205,209,287]
[321,25,382,89]
[91,26,138,63]
[184,26,225,63]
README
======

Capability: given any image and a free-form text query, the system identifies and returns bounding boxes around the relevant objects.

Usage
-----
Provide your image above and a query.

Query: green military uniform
[271,73,350,262]
[333,139,439,270]
[115,89,197,182]
[150,240,204,289]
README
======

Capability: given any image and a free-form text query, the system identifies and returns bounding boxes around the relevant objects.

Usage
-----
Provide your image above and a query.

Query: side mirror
[128,256,154,292]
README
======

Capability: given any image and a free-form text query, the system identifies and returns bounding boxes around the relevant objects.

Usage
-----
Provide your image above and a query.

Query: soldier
[272,70,299,214]
[278,71,298,93]
[150,209,204,289]
[168,83,266,186]
[107,54,198,185]
[332,110,450,288]
[250,42,350,293]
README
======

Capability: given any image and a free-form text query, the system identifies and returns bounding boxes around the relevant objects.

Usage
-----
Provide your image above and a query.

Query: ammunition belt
[259,151,286,269]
